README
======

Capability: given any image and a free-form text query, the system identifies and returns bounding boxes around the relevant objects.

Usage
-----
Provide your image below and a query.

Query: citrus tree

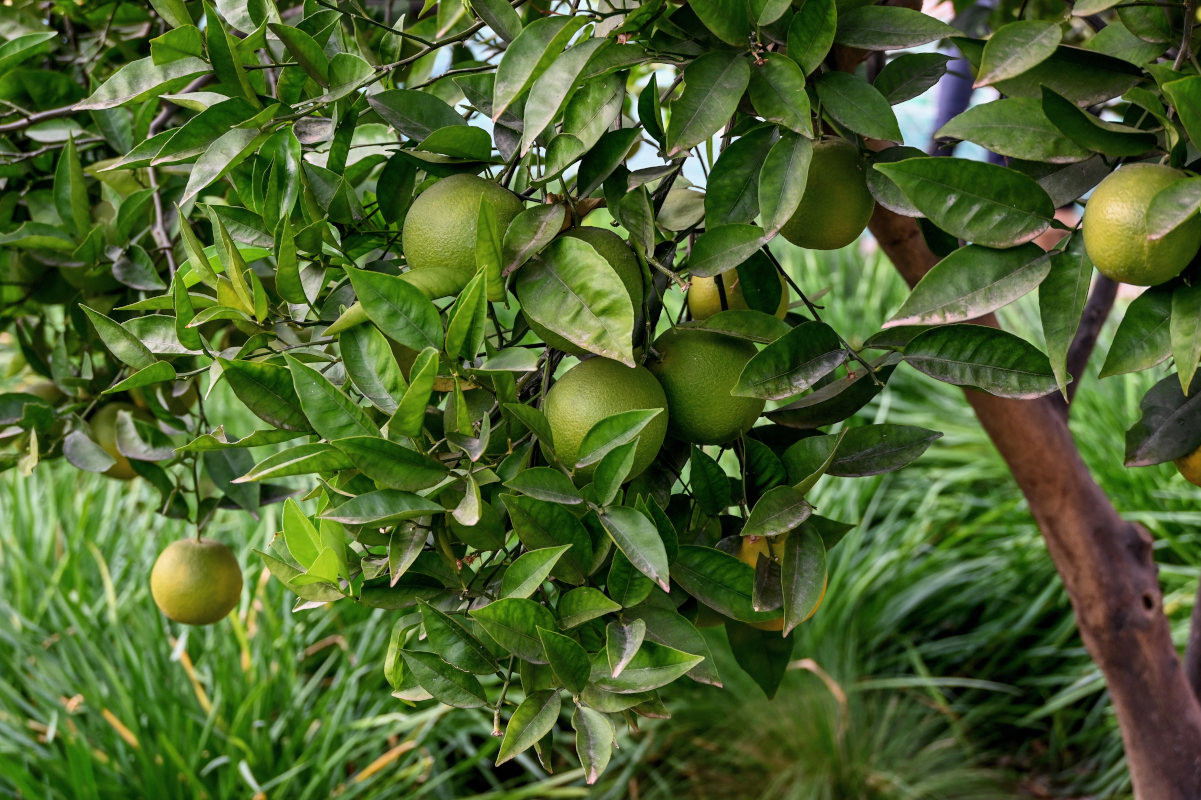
[2,0,1201,793]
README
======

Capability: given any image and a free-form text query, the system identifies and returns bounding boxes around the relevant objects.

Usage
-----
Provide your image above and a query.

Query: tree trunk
[868,205,1201,798]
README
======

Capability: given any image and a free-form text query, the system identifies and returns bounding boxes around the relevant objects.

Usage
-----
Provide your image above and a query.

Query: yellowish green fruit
[89,402,151,480]
[150,538,243,626]
[688,270,789,320]
[526,227,643,354]
[647,327,764,445]
[1175,444,1201,487]
[738,535,785,631]
[779,138,875,251]
[401,173,525,292]
[1082,163,1201,286]
[737,534,827,631]
[543,357,668,482]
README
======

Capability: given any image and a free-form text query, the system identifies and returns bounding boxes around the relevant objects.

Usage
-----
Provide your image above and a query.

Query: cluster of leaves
[1,0,1200,782]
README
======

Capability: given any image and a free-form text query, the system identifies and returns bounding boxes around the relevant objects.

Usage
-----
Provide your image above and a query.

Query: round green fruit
[543,357,669,482]
[1082,163,1201,286]
[150,538,243,626]
[401,173,525,293]
[779,138,875,251]
[646,327,764,445]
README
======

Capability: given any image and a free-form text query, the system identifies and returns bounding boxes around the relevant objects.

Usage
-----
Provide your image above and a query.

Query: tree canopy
[2,0,1201,784]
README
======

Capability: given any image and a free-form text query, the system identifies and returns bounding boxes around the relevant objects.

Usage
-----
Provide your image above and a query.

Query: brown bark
[869,205,1201,798]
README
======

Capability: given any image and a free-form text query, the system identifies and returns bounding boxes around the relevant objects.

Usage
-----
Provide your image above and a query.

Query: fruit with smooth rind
[543,357,669,482]
[688,270,789,320]
[1082,163,1201,286]
[646,327,764,445]
[779,139,875,251]
[150,538,243,626]
[401,173,525,293]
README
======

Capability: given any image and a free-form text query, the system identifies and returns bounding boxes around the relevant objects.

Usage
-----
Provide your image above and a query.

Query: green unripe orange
[1082,163,1201,286]
[150,538,243,626]
[401,173,525,293]
[646,327,764,445]
[779,138,875,251]
[688,270,788,320]
[543,357,669,482]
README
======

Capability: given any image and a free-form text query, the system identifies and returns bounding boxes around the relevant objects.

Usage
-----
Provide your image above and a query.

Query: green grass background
[3,244,1199,799]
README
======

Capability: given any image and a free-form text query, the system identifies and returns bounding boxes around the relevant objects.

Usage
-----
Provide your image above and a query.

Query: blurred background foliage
[4,243,1194,800]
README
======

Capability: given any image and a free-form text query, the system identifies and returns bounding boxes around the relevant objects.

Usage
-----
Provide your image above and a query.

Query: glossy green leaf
[671,546,776,624]
[780,521,825,635]
[286,355,380,440]
[1147,178,1201,242]
[1125,373,1201,466]
[473,597,558,663]
[689,225,767,279]
[522,38,606,154]
[758,132,811,237]
[889,244,1052,327]
[81,306,156,370]
[573,704,615,784]
[234,443,352,483]
[1172,282,1201,394]
[497,690,561,765]
[742,485,812,539]
[516,237,635,365]
[505,467,583,505]
[690,0,750,45]
[347,268,443,353]
[502,204,568,275]
[390,348,438,438]
[418,600,500,675]
[1099,288,1172,378]
[1161,76,1201,149]
[827,424,941,477]
[493,16,587,120]
[835,5,955,50]
[538,628,590,695]
[320,490,443,526]
[666,52,751,156]
[501,494,592,585]
[705,127,776,228]
[589,641,704,693]
[502,546,572,599]
[874,158,1053,248]
[734,321,845,401]
[557,587,621,629]
[874,53,953,105]
[1039,87,1157,157]
[1039,237,1093,394]
[331,437,447,491]
[599,507,670,591]
[220,358,311,432]
[576,409,663,469]
[814,71,903,142]
[748,55,812,135]
[605,619,647,678]
[787,0,837,76]
[936,98,1091,164]
[401,650,487,709]
[903,324,1058,398]
[369,90,465,140]
[975,20,1061,87]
